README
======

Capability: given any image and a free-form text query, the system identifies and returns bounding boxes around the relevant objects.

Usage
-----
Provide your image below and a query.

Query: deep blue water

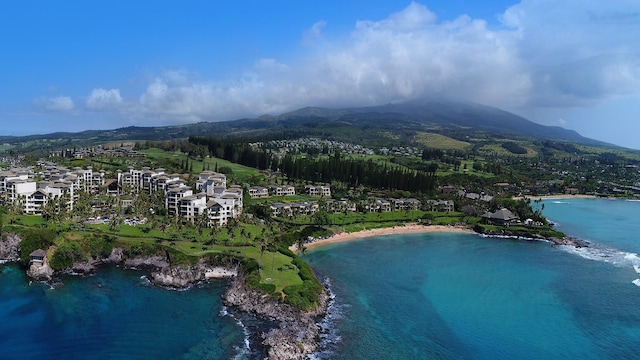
[0,266,252,360]
[2,198,640,359]
[305,198,640,359]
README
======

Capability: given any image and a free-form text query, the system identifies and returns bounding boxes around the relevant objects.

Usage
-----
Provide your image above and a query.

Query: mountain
[0,99,614,151]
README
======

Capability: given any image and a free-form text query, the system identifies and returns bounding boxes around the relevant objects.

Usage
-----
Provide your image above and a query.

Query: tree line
[189,136,436,193]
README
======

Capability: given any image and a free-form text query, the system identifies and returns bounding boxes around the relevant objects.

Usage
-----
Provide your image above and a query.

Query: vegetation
[3,103,640,311]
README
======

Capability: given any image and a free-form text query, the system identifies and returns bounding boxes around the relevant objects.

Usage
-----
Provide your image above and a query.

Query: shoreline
[298,224,476,251]
[512,194,599,200]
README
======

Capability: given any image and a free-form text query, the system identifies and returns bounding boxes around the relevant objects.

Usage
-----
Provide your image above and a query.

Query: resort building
[269,185,295,197]
[426,200,455,212]
[248,186,269,199]
[481,208,519,225]
[305,185,331,197]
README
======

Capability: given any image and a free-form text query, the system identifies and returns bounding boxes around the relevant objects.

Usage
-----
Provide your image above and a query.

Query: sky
[1,1,639,149]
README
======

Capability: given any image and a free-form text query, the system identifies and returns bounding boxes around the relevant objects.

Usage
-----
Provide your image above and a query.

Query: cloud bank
[43,1,640,127]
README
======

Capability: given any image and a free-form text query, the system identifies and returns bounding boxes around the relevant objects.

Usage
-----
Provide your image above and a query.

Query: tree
[295,237,307,255]
[258,238,268,273]
[312,211,330,226]
[196,209,209,236]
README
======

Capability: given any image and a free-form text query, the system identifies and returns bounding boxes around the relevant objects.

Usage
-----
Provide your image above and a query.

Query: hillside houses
[0,162,471,229]
[305,185,331,197]
[247,184,297,199]
[0,165,244,228]
[0,166,106,214]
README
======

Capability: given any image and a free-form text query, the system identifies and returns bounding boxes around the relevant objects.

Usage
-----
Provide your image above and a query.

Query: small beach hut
[30,249,46,263]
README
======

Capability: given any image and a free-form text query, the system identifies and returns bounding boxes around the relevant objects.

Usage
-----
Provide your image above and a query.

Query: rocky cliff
[0,234,21,262]
[150,259,237,288]
[223,275,329,360]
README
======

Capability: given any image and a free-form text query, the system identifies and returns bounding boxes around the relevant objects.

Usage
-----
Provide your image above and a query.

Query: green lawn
[142,148,263,182]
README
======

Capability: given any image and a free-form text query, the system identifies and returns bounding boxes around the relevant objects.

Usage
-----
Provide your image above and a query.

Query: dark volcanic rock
[0,233,21,262]
[223,275,329,360]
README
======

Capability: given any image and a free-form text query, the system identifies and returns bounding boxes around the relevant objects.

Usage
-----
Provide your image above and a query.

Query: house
[248,186,269,199]
[392,198,421,211]
[30,249,46,263]
[426,200,455,212]
[270,202,292,217]
[305,185,331,197]
[481,208,519,225]
[269,185,295,197]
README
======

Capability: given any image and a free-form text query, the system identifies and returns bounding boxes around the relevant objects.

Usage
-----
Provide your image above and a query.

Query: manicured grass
[142,148,263,182]
[10,215,48,227]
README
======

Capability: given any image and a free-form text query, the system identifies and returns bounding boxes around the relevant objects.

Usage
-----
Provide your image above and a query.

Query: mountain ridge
[0,99,616,150]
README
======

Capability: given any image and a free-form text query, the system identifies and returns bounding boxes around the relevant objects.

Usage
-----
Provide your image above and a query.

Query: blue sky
[1,1,639,149]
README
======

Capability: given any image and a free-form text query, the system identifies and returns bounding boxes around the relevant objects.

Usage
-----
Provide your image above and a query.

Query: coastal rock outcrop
[123,255,170,269]
[224,275,329,360]
[27,257,54,281]
[0,233,21,262]
[150,259,237,288]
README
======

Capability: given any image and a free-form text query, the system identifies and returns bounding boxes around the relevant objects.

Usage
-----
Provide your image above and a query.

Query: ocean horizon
[2,198,639,359]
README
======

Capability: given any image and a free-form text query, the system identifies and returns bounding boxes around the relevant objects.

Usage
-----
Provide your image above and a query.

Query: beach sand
[513,194,598,201]
[294,224,476,252]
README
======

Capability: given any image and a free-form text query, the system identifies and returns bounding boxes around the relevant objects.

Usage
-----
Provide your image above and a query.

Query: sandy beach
[295,224,476,251]
[513,194,599,201]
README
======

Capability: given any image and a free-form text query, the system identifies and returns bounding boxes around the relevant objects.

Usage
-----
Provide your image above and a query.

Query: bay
[305,198,640,359]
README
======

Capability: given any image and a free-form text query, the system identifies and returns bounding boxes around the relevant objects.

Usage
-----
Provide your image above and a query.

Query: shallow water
[305,198,640,359]
[2,198,639,359]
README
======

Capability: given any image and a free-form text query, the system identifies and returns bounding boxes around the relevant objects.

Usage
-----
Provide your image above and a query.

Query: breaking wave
[219,306,251,360]
[309,277,347,360]
[557,241,640,286]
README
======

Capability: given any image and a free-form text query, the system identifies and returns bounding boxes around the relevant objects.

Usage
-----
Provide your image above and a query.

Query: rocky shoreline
[476,228,589,248]
[1,233,328,359]
[223,274,330,360]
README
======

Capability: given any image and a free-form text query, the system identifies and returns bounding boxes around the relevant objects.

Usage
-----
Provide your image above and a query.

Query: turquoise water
[2,198,639,359]
[0,266,252,360]
[305,198,640,359]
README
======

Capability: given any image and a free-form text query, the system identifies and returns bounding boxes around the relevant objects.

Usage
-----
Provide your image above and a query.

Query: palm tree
[258,238,268,274]
[295,237,307,255]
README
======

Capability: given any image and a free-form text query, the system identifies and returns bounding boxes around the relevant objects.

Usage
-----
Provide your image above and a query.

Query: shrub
[18,228,56,265]
[50,242,85,270]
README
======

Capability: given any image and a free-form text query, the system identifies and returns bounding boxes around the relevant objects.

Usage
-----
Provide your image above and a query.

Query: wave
[552,201,570,204]
[218,306,251,360]
[309,277,347,360]
[557,242,640,286]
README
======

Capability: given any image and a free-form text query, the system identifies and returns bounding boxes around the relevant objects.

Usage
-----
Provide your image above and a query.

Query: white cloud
[86,88,123,109]
[302,21,327,46]
[86,1,640,129]
[38,96,75,111]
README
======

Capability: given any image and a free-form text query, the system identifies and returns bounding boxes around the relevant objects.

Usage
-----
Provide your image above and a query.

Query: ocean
[304,198,640,359]
[1,198,639,359]
[0,265,261,360]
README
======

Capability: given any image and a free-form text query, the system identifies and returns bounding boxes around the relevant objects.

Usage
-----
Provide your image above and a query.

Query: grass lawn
[142,148,263,182]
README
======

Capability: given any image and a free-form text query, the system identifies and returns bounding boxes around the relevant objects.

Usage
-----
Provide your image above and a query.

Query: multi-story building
[178,193,208,223]
[269,185,295,197]
[248,186,269,199]
[165,184,193,216]
[305,185,331,197]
